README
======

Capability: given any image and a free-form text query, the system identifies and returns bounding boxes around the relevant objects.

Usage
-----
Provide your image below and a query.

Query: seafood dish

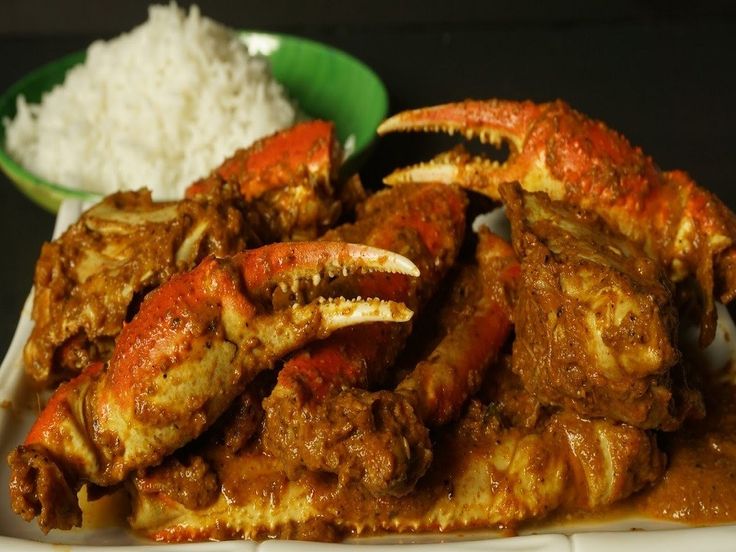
[5,100,736,543]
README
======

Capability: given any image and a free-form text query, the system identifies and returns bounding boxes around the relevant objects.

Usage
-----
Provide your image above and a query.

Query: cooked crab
[11,102,736,544]
[24,120,358,386]
[378,99,736,346]
[9,241,417,533]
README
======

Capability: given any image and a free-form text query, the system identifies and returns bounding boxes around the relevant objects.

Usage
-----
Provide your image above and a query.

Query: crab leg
[396,229,519,427]
[378,99,736,346]
[8,242,416,533]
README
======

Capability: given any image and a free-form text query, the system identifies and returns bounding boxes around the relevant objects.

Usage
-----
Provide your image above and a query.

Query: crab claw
[378,100,542,190]
[8,241,416,533]
[378,99,736,347]
[187,120,338,202]
[186,120,348,241]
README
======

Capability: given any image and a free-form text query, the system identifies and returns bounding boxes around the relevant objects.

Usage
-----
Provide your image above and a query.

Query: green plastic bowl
[0,31,388,212]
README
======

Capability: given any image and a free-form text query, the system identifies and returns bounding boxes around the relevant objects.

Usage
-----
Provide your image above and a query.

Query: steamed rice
[3,3,296,199]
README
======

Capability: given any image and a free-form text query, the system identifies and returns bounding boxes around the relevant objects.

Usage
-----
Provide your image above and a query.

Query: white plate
[1,200,735,551]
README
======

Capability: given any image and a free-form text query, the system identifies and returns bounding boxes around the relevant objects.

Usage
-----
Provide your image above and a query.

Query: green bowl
[0,31,388,212]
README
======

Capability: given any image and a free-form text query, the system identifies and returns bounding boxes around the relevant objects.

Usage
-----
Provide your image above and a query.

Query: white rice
[3,3,296,199]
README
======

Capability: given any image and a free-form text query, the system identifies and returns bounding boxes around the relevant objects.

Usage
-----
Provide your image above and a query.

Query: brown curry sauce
[626,373,736,524]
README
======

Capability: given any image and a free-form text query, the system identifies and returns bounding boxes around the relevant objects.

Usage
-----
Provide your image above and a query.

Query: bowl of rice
[0,4,388,211]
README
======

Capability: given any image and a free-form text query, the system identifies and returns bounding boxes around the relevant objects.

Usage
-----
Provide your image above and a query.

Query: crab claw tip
[383,163,462,187]
[314,297,413,334]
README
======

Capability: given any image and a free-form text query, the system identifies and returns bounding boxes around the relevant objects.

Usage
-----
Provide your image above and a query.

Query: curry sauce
[626,375,736,523]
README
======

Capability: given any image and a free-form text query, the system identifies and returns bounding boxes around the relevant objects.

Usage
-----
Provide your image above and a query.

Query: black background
[2,1,736,354]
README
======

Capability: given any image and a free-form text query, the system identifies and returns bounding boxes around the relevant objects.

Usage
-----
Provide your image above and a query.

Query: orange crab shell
[185,120,337,201]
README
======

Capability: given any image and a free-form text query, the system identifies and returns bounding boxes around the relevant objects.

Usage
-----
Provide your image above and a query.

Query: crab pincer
[8,241,417,533]
[378,99,736,345]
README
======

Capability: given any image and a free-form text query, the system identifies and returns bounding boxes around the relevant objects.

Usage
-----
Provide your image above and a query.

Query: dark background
[2,1,736,355]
